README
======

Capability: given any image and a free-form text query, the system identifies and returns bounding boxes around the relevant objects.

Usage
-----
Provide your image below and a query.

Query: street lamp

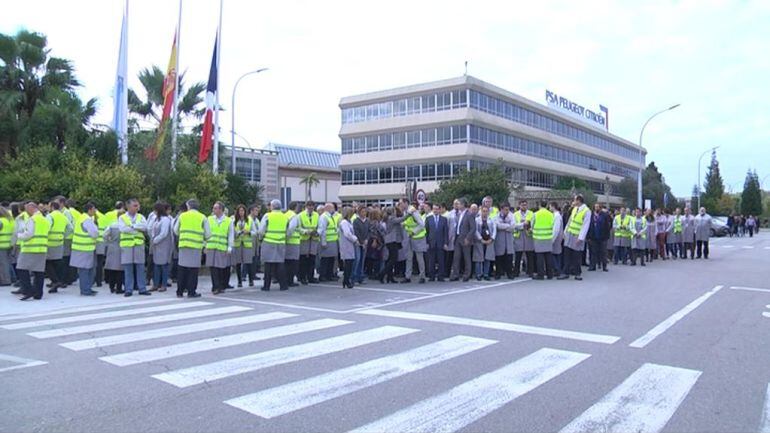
[697,145,720,210]
[231,68,269,174]
[638,104,680,209]
[761,173,770,190]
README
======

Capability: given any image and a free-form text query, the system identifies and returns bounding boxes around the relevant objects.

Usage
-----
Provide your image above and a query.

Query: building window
[366,135,378,152]
[393,131,406,150]
[379,133,392,151]
[421,163,436,181]
[235,156,261,183]
[393,166,406,182]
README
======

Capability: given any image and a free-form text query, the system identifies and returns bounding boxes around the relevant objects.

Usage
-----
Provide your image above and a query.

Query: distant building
[266,143,341,206]
[223,143,341,207]
[338,75,645,205]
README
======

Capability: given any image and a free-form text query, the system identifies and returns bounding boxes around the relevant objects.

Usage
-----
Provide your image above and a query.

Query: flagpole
[117,0,129,165]
[170,0,182,171]
[212,0,223,174]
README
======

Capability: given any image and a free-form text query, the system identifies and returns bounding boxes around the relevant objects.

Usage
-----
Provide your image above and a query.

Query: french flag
[198,36,218,164]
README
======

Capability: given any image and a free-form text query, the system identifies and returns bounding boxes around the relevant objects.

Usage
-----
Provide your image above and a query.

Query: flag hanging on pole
[198,35,218,164]
[113,0,129,165]
[146,32,178,160]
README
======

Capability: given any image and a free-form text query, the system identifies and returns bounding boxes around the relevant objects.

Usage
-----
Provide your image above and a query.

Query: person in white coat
[337,206,360,289]
[493,203,515,279]
[473,206,496,281]
[694,207,713,259]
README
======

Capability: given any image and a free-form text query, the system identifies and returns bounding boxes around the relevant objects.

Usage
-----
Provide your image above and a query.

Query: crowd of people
[726,213,761,238]
[0,194,719,301]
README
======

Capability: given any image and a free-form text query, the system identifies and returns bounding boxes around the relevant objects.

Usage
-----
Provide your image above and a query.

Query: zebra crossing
[0,299,758,432]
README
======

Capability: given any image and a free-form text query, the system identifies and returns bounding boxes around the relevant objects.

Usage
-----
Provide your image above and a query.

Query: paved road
[2,232,770,433]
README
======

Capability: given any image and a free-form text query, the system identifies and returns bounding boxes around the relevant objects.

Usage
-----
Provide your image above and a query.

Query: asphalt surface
[1,231,769,433]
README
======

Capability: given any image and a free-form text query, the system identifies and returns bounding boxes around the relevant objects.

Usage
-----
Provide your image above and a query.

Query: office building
[338,75,645,205]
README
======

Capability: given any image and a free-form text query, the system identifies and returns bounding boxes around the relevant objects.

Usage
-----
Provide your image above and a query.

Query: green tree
[429,163,510,207]
[617,162,676,209]
[0,30,95,158]
[553,176,597,208]
[740,169,762,215]
[224,172,263,207]
[299,172,320,201]
[702,149,724,212]
[128,66,205,125]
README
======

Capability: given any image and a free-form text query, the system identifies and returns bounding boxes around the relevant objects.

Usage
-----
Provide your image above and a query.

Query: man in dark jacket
[587,203,611,271]
[352,206,370,284]
[425,203,449,281]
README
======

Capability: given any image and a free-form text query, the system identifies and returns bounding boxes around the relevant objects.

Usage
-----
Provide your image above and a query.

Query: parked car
[711,217,730,237]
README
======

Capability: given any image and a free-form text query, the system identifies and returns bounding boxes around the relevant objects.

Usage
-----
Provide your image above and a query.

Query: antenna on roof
[464,60,468,76]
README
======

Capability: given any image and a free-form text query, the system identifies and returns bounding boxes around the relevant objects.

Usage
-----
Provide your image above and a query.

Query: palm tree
[299,172,320,201]
[0,30,92,157]
[128,66,205,127]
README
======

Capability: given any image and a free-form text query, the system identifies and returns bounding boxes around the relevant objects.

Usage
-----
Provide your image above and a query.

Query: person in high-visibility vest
[173,199,209,298]
[206,201,234,295]
[482,196,499,221]
[69,203,99,295]
[612,207,633,265]
[630,207,647,267]
[59,197,79,286]
[472,205,497,280]
[232,204,254,287]
[102,201,126,294]
[16,201,51,300]
[672,207,684,259]
[298,201,319,285]
[531,201,555,280]
[316,202,338,282]
[558,195,592,280]
[512,200,535,278]
[45,200,72,293]
[257,199,289,291]
[118,198,150,297]
[0,205,14,287]
[402,203,427,283]
[284,201,302,287]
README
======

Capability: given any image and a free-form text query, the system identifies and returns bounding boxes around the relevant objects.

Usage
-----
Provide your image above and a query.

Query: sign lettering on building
[545,90,608,130]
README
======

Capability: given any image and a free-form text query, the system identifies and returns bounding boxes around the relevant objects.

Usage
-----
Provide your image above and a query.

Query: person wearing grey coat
[404,209,426,283]
[118,199,150,296]
[450,199,476,281]
[69,204,99,295]
[151,213,173,291]
[694,208,713,259]
[681,208,696,259]
[473,210,496,280]
[338,212,360,288]
[493,206,514,279]
[103,222,124,293]
[376,208,410,283]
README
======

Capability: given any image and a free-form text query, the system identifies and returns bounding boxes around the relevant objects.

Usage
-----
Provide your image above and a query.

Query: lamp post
[697,145,720,210]
[231,68,268,174]
[761,174,770,190]
[638,104,680,209]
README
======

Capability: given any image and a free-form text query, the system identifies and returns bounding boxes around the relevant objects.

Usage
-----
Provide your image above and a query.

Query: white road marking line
[729,286,770,293]
[760,384,770,433]
[213,296,349,314]
[349,348,590,433]
[225,335,497,418]
[60,311,296,351]
[0,353,48,373]
[28,306,249,339]
[559,363,701,433]
[762,312,770,319]
[0,298,177,321]
[350,286,435,296]
[742,246,755,249]
[1,301,212,330]
[764,247,770,250]
[629,285,723,348]
[152,325,418,388]
[357,309,619,345]
[100,318,351,367]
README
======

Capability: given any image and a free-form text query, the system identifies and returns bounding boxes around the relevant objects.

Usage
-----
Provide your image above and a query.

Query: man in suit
[587,203,611,272]
[449,198,475,282]
[425,202,449,281]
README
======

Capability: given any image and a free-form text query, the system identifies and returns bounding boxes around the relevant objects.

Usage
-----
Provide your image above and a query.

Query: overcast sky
[3,0,769,196]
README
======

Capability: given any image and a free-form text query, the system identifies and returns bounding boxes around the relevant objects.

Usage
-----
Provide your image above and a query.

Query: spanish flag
[145,32,177,161]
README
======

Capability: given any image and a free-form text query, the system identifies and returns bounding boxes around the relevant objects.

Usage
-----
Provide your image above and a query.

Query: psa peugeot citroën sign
[545,90,609,130]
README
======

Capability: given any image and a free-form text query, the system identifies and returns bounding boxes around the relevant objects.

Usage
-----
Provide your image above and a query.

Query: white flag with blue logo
[113,0,129,165]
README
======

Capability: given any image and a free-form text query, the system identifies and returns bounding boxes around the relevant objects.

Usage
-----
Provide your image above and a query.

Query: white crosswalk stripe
[1,301,212,330]
[28,306,250,339]
[761,384,770,433]
[0,298,177,322]
[100,318,352,367]
[152,325,419,388]
[225,335,497,419]
[349,347,590,433]
[559,363,701,433]
[60,312,298,351]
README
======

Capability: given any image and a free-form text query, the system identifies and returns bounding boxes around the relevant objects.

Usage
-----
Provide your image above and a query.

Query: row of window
[468,125,637,178]
[341,90,468,124]
[468,90,639,161]
[341,125,467,154]
[232,157,262,183]
[341,160,606,194]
